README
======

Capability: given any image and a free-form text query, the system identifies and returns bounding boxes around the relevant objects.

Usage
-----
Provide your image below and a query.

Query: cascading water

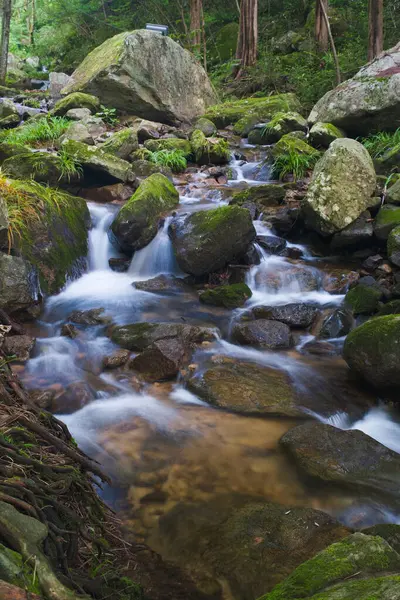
[129,216,183,280]
[88,203,117,271]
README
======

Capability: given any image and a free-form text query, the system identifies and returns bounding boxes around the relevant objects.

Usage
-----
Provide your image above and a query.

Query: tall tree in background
[315,0,328,52]
[235,0,258,78]
[368,0,383,60]
[190,0,202,50]
[0,0,12,85]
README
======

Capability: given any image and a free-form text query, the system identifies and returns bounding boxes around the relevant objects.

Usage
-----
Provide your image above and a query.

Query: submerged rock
[62,29,216,123]
[308,43,400,135]
[68,308,111,325]
[134,275,191,294]
[259,533,400,600]
[343,315,400,388]
[199,283,252,308]
[111,322,218,351]
[158,495,348,599]
[129,337,189,382]
[187,358,300,416]
[303,139,376,235]
[169,205,256,276]
[110,174,179,253]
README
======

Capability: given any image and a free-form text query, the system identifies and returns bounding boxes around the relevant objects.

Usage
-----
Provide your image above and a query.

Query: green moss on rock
[110,173,179,253]
[309,122,345,148]
[249,112,307,145]
[345,284,381,315]
[374,204,400,240]
[387,225,400,267]
[272,134,318,158]
[190,129,230,165]
[52,92,100,117]
[61,138,134,183]
[100,128,138,160]
[144,137,192,157]
[194,117,217,137]
[199,283,252,308]
[231,184,285,208]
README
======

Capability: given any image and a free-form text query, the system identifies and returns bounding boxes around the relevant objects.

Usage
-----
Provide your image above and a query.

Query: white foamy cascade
[88,203,116,271]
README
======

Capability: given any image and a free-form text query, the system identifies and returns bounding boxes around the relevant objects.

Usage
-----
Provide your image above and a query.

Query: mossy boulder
[343,315,400,388]
[158,495,349,600]
[248,112,307,145]
[99,128,138,160]
[272,134,318,159]
[210,22,239,63]
[194,117,217,137]
[110,174,178,253]
[187,357,301,416]
[376,143,400,173]
[303,139,376,235]
[308,45,400,135]
[230,184,285,209]
[144,137,192,157]
[61,139,134,183]
[111,322,217,351]
[52,92,100,116]
[130,159,173,180]
[377,299,400,316]
[169,205,256,276]
[0,99,20,128]
[204,93,302,130]
[258,533,400,600]
[199,283,252,308]
[2,150,80,186]
[309,122,346,148]
[388,225,400,266]
[387,179,400,205]
[190,130,230,165]
[0,142,30,163]
[344,283,382,315]
[62,29,217,123]
[374,204,400,240]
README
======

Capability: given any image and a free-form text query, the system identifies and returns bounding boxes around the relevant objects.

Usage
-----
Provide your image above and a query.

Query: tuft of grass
[57,148,83,182]
[0,116,70,146]
[361,129,400,158]
[95,105,119,126]
[272,149,319,181]
[149,149,187,173]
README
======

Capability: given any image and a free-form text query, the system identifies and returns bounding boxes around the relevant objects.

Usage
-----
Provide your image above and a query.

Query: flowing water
[19,153,400,593]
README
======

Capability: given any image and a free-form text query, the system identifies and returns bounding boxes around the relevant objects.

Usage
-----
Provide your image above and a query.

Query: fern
[149,149,187,173]
[272,149,319,181]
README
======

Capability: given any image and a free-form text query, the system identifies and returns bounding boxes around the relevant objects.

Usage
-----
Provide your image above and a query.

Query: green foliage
[95,105,119,125]
[361,129,400,159]
[0,117,69,147]
[57,148,84,181]
[272,149,319,181]
[149,149,187,173]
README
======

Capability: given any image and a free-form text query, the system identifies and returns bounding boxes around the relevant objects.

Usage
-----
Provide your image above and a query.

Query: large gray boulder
[48,72,72,99]
[169,205,256,276]
[303,139,376,235]
[0,254,37,313]
[62,29,217,124]
[308,43,400,135]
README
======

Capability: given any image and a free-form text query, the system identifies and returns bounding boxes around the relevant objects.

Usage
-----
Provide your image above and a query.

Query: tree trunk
[318,0,341,85]
[235,0,258,77]
[315,0,329,52]
[190,0,202,50]
[0,0,12,86]
[368,0,383,61]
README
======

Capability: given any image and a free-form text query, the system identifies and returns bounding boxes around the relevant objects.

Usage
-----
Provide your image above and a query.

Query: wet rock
[256,265,320,294]
[108,257,131,272]
[82,183,135,203]
[301,340,337,355]
[308,121,346,148]
[52,381,94,414]
[262,207,300,234]
[241,243,260,265]
[169,205,256,277]
[129,338,189,382]
[259,533,400,600]
[343,315,400,388]
[103,349,130,370]
[344,282,382,315]
[318,308,354,338]
[257,235,286,255]
[134,275,191,294]
[374,204,400,240]
[251,303,319,328]
[330,210,373,250]
[281,421,400,497]
[362,253,383,271]
[110,174,179,253]
[303,139,376,235]
[3,334,35,361]
[158,495,349,600]
[388,225,400,267]
[111,322,218,352]
[0,254,38,314]
[68,308,111,326]
[199,283,252,309]
[232,319,292,349]
[188,358,300,416]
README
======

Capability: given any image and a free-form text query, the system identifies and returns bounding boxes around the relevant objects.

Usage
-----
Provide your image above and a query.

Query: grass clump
[149,149,187,173]
[95,105,119,125]
[361,128,400,158]
[272,149,319,181]
[0,116,69,146]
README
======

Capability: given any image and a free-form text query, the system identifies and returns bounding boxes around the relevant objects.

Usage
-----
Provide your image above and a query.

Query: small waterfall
[88,203,116,271]
[129,217,182,280]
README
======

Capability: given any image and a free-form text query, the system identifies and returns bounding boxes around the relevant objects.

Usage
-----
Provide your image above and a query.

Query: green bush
[149,149,187,173]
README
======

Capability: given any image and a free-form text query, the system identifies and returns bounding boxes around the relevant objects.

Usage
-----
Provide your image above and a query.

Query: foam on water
[88,203,117,271]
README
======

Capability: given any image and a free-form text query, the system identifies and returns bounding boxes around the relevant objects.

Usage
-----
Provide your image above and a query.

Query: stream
[19,153,400,588]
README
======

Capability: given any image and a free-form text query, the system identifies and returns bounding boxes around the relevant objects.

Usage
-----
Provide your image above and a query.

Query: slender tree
[368,0,383,61]
[0,0,12,86]
[317,0,341,85]
[190,0,202,50]
[315,0,328,52]
[235,0,258,78]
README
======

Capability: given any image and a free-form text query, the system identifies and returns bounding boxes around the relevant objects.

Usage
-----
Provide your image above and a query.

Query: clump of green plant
[95,105,119,126]
[22,98,42,109]
[272,149,319,181]
[57,148,83,181]
[0,116,69,146]
[149,149,187,173]
[361,129,400,158]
